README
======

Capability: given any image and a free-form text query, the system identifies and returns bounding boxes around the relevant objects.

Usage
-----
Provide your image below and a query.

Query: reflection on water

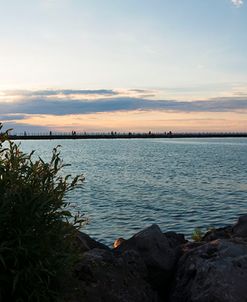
[19,138,247,245]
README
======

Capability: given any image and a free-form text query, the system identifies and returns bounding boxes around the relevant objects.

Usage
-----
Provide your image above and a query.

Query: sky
[0,0,247,133]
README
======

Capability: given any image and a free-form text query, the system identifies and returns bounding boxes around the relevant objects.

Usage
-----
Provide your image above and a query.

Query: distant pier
[7,132,247,140]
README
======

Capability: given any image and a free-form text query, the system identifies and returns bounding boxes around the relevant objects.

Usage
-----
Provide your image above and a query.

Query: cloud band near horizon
[1,89,247,133]
[0,94,247,118]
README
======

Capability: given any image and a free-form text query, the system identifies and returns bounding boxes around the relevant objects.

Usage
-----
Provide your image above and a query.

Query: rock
[201,214,247,242]
[113,237,126,248]
[182,241,205,253]
[170,239,247,302]
[115,224,179,297]
[76,231,110,253]
[202,226,232,242]
[164,231,187,248]
[233,214,247,238]
[73,248,158,302]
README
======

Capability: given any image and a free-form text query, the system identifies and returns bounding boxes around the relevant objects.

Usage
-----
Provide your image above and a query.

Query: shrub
[0,125,85,301]
[192,227,203,242]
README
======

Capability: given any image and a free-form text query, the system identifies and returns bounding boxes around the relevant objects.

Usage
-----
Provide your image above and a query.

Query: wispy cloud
[231,0,244,7]
[1,89,155,102]
[4,89,118,97]
[0,93,247,116]
[0,114,27,121]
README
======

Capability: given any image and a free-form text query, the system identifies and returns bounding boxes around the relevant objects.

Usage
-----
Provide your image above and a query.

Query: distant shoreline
[8,132,247,140]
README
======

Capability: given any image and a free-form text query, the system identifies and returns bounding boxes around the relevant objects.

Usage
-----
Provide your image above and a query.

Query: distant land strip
[7,132,247,140]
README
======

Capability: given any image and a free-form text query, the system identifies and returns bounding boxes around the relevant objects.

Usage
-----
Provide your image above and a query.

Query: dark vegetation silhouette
[0,124,85,301]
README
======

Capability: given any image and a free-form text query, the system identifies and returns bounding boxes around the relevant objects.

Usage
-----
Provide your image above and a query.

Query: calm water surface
[19,138,247,246]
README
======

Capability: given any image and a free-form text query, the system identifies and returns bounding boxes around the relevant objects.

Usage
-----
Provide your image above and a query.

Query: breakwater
[8,131,247,140]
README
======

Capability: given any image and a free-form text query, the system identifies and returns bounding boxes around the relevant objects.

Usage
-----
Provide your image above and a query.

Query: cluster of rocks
[65,214,247,302]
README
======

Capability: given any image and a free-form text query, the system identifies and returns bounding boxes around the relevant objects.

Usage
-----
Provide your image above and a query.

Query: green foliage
[192,227,203,242]
[0,124,85,302]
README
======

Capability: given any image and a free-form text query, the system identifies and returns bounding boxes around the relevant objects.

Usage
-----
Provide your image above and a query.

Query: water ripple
[19,138,247,246]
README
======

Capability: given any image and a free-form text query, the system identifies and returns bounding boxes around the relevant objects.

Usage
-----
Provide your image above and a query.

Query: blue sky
[0,0,246,132]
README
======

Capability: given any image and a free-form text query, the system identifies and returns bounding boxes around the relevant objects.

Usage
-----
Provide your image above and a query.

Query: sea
[19,137,247,246]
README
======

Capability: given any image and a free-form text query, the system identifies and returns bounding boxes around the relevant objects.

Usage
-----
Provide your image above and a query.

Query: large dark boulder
[164,231,187,248]
[233,214,247,238]
[76,231,110,253]
[202,226,232,242]
[170,239,247,302]
[115,224,180,296]
[202,214,247,242]
[72,248,158,302]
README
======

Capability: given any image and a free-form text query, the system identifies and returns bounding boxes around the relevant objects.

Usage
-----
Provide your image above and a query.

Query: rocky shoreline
[64,214,247,302]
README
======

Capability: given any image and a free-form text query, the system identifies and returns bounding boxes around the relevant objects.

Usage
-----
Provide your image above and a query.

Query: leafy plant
[192,227,203,242]
[0,124,85,301]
